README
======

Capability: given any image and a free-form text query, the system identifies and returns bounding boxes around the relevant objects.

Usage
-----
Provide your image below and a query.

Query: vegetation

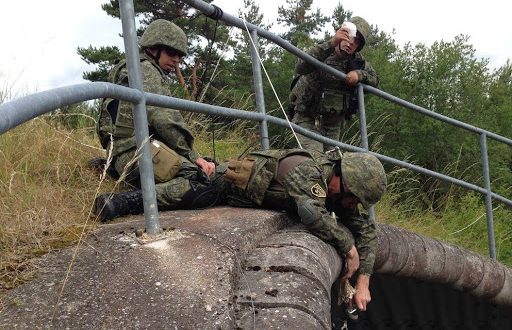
[1,0,511,297]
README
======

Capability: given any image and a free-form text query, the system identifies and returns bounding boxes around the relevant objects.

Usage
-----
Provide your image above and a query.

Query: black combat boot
[93,190,144,222]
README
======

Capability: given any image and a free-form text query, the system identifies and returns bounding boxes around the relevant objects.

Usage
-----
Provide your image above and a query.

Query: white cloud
[1,0,510,97]
[0,0,123,93]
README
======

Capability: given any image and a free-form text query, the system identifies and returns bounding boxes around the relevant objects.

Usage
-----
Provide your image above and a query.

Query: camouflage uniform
[290,17,379,152]
[96,20,208,206]
[222,149,384,275]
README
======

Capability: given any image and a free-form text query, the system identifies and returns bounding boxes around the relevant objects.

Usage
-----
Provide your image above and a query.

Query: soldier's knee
[180,179,223,209]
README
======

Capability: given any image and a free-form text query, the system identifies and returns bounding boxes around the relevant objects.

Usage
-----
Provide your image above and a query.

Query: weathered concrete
[238,229,341,329]
[375,223,512,307]
[0,207,341,329]
[2,209,512,329]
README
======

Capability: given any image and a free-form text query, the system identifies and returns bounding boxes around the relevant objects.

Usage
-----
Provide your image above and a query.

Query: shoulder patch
[310,183,327,198]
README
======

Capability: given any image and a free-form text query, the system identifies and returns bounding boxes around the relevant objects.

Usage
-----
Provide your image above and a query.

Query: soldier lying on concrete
[93,148,386,312]
[95,19,215,189]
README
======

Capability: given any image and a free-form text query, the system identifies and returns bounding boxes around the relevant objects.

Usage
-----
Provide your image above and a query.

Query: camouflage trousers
[114,149,225,210]
[292,108,345,152]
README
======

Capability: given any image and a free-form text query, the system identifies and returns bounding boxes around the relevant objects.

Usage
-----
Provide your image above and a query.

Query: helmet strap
[144,48,162,63]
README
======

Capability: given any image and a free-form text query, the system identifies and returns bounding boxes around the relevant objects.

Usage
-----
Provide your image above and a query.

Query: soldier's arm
[283,160,356,258]
[140,63,200,163]
[295,41,333,75]
[336,208,377,276]
[352,53,379,87]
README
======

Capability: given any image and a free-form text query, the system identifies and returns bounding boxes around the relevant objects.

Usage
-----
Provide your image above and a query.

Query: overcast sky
[1,0,510,99]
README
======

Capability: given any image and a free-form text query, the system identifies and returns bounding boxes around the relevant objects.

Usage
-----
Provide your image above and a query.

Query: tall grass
[378,163,512,265]
[0,116,113,291]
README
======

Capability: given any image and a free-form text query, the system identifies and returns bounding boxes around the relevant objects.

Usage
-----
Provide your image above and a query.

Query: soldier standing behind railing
[289,16,379,152]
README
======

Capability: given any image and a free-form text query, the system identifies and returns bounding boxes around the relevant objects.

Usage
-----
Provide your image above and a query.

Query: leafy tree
[78,0,232,102]
[78,46,123,82]
[214,0,273,102]
[276,0,329,47]
[329,3,352,33]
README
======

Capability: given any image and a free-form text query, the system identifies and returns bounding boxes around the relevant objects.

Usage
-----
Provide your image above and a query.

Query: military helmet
[349,16,370,51]
[341,152,386,209]
[139,19,188,56]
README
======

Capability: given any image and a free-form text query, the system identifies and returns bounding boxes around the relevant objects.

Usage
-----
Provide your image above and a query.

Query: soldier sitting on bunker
[94,148,387,313]
[94,19,215,215]
[289,16,379,152]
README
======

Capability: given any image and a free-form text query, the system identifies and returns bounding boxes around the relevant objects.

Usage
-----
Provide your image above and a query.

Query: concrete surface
[0,207,341,329]
[2,208,511,329]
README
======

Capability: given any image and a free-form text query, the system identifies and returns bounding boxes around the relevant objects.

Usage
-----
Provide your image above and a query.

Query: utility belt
[222,149,317,206]
[318,90,357,118]
[150,139,182,183]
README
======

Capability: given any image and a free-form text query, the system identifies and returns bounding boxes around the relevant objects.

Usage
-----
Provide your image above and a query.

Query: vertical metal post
[357,85,370,150]
[357,85,376,221]
[249,29,270,150]
[119,0,160,235]
[480,133,496,259]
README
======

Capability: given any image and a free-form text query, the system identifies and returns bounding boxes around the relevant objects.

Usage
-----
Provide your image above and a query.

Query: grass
[377,166,512,263]
[0,118,113,291]
[0,105,511,301]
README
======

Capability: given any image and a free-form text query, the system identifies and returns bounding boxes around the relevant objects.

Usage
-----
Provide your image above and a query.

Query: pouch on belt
[223,157,256,190]
[150,139,181,183]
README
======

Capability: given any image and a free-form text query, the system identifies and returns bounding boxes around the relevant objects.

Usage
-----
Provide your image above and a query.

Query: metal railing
[1,0,511,258]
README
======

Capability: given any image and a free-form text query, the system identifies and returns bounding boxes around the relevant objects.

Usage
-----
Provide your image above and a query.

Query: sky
[1,0,510,99]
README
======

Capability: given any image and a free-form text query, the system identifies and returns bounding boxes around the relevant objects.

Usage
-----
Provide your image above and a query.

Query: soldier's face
[327,174,360,209]
[159,48,182,73]
[335,34,361,57]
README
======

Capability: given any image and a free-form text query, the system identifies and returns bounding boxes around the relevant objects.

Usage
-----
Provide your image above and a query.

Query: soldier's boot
[93,190,143,222]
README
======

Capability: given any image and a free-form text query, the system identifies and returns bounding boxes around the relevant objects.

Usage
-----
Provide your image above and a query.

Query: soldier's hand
[342,245,360,280]
[195,158,216,177]
[353,274,371,311]
[332,29,349,47]
[345,71,359,86]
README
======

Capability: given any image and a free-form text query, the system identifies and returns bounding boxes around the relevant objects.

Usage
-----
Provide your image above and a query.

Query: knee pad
[181,181,221,209]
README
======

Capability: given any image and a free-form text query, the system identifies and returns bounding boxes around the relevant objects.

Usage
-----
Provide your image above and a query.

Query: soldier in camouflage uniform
[290,17,379,152]
[222,149,386,311]
[93,19,215,220]
[94,146,386,312]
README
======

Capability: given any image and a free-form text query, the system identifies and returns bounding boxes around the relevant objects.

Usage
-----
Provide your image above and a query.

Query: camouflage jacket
[225,149,377,275]
[290,41,379,116]
[97,53,199,162]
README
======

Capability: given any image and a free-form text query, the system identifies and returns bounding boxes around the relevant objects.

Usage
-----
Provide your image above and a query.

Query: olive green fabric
[342,152,387,209]
[349,16,371,51]
[140,19,188,56]
[290,40,379,152]
[111,149,384,275]
[97,52,200,185]
[223,149,381,275]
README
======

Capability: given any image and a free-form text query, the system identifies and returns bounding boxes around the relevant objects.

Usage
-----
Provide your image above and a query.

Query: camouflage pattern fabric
[116,148,380,275]
[224,149,378,275]
[341,152,387,209]
[97,52,200,182]
[290,40,379,152]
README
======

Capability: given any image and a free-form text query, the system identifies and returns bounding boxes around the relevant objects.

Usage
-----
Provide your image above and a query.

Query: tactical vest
[96,54,169,151]
[291,47,365,117]
[226,149,333,206]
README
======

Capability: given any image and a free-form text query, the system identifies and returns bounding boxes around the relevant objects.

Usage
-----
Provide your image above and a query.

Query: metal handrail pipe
[0,82,143,134]
[364,85,512,146]
[183,0,512,148]
[145,92,512,209]
[181,0,347,82]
